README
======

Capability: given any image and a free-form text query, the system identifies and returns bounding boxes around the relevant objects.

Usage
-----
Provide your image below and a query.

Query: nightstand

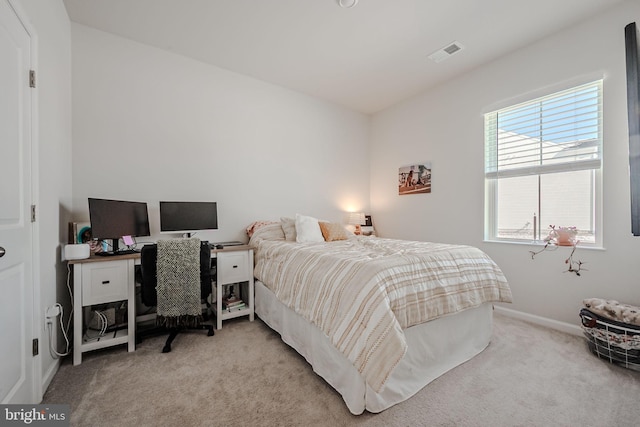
[212,246,254,329]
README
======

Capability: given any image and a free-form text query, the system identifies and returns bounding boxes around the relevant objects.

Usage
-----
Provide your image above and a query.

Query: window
[484,80,602,245]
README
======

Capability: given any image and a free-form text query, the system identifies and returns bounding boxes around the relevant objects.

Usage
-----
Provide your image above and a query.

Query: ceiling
[63,0,625,114]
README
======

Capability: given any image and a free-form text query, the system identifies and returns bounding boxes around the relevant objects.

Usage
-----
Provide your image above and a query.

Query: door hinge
[29,70,36,88]
[31,205,36,222]
[32,338,39,356]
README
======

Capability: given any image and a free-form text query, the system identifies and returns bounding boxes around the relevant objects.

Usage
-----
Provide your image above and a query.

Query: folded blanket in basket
[583,298,640,327]
[580,308,640,353]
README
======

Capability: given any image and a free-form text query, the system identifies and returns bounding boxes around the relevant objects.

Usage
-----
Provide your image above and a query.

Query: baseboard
[41,358,61,401]
[494,306,582,337]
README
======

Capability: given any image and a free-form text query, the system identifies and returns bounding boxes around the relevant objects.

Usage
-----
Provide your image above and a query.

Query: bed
[248,220,512,414]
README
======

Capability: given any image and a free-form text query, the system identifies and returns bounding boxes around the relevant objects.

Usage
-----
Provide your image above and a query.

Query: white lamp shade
[348,212,366,225]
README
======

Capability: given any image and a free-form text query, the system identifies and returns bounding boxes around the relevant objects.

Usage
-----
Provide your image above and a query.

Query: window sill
[482,239,605,251]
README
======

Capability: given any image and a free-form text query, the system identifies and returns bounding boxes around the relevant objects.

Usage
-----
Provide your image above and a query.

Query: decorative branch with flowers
[529,225,585,276]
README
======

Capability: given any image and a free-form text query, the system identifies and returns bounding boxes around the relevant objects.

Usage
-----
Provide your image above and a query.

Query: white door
[0,0,35,404]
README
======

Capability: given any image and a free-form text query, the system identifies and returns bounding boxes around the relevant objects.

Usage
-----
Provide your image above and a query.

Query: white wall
[15,0,72,399]
[371,0,640,325]
[71,24,371,244]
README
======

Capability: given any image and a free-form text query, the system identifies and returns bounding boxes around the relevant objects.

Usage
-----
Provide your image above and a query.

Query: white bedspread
[250,225,512,392]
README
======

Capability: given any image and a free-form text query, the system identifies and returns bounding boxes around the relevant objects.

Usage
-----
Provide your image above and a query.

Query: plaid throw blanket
[156,238,202,328]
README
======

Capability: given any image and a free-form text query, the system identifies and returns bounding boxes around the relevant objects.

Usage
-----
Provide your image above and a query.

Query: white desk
[69,245,254,365]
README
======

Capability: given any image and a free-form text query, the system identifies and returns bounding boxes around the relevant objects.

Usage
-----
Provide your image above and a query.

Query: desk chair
[138,238,214,353]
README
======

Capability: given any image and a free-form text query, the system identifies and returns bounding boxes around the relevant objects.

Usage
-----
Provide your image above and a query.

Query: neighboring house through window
[484,80,603,245]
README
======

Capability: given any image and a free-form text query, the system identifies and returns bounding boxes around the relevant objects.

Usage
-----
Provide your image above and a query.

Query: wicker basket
[579,308,640,370]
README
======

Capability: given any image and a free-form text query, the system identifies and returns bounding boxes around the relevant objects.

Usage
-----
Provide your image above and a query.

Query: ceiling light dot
[338,0,359,8]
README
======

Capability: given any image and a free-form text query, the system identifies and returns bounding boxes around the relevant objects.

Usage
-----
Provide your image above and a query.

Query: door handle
[0,247,5,258]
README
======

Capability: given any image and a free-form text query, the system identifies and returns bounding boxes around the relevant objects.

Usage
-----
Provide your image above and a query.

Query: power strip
[46,302,71,357]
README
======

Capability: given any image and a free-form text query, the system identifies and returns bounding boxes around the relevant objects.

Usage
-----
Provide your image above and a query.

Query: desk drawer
[81,261,128,306]
[217,251,250,284]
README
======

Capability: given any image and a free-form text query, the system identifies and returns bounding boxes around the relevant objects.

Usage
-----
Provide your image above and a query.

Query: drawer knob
[233,265,238,269]
[102,280,110,284]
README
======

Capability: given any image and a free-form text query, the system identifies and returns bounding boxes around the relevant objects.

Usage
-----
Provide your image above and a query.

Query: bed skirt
[255,280,494,414]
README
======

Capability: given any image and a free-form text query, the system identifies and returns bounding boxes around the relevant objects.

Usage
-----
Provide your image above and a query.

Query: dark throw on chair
[138,238,214,353]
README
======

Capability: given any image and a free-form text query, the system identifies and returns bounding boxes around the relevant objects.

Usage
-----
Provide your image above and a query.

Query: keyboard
[212,241,244,246]
[95,249,139,256]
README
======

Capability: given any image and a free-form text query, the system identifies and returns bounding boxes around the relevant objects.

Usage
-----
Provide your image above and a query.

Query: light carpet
[42,312,640,426]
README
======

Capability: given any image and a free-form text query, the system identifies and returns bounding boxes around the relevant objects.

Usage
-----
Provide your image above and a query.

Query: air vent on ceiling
[428,41,465,63]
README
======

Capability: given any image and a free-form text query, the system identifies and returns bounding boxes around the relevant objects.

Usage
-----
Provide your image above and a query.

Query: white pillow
[280,217,296,241]
[295,214,324,243]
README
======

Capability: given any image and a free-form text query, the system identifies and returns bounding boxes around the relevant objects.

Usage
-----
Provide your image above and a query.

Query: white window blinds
[485,80,602,179]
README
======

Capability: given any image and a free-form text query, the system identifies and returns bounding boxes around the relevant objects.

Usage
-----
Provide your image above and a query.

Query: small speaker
[64,243,90,260]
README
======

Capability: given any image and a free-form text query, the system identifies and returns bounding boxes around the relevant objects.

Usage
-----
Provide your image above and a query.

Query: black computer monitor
[159,201,218,237]
[88,198,150,255]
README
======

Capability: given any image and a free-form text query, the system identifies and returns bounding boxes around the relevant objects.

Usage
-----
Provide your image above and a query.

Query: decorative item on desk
[64,243,90,260]
[69,221,103,253]
[348,212,366,235]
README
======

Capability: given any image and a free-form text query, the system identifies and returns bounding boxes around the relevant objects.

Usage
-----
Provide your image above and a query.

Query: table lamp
[348,212,366,235]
